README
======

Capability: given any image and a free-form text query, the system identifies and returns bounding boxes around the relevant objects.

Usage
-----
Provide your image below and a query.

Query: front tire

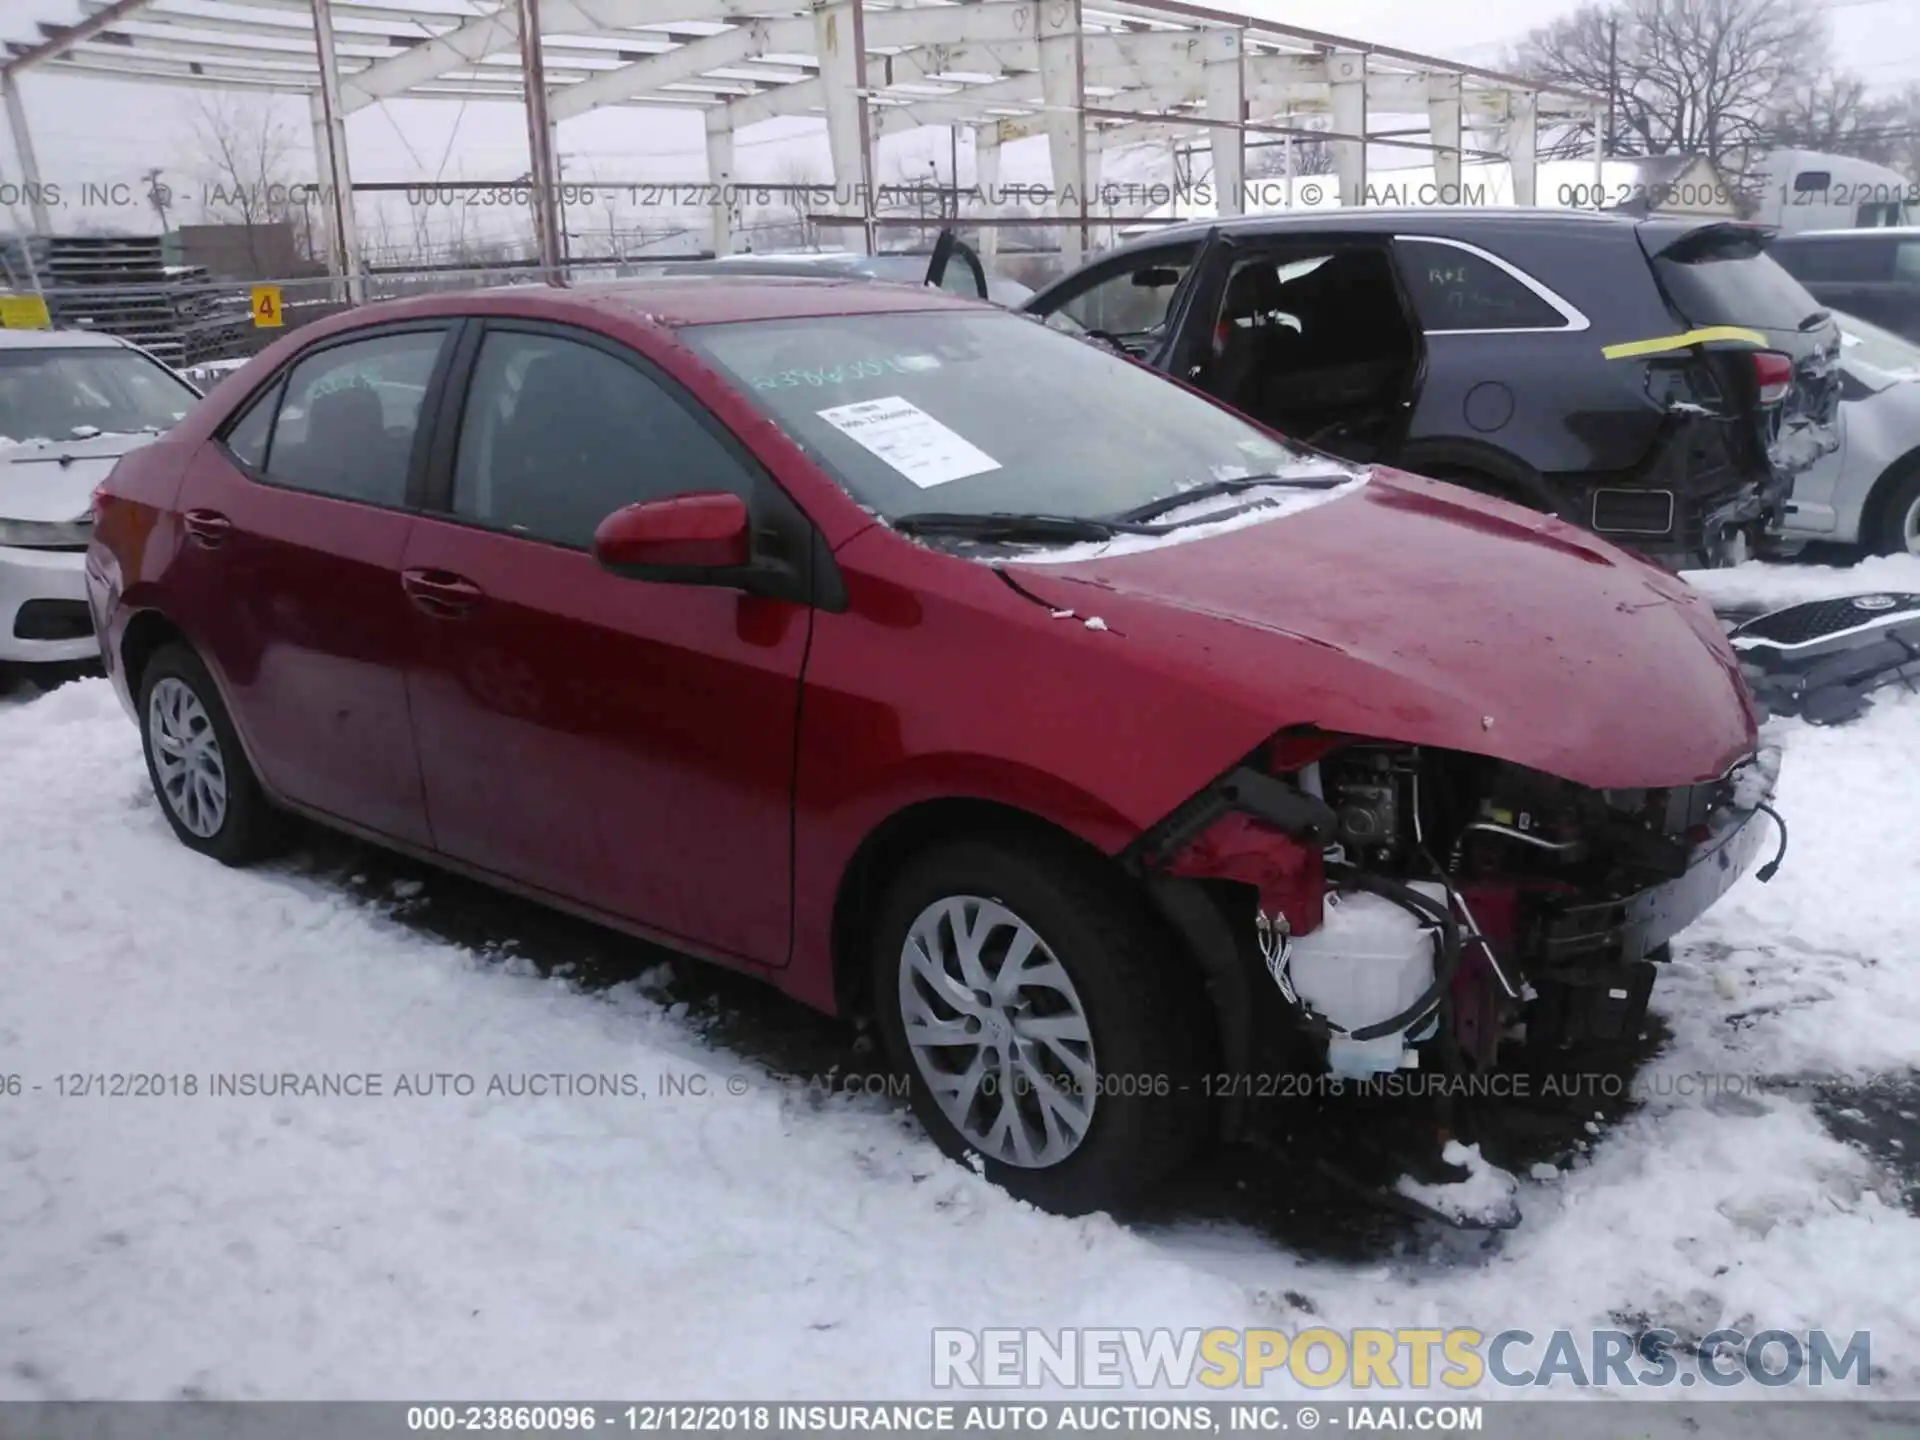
[138,643,279,865]
[871,835,1208,1214]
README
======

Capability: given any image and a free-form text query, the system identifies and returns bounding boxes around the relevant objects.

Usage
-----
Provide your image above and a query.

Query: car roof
[1126,205,1652,247]
[1773,227,1920,240]
[0,326,133,351]
[328,274,984,331]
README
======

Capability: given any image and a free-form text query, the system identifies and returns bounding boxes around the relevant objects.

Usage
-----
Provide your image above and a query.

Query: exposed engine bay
[1131,728,1783,1105]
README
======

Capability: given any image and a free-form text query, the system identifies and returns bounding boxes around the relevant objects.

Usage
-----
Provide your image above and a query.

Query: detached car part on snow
[1732,592,1920,725]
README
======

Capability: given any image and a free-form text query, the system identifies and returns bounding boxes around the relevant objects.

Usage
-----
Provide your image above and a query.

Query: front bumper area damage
[1126,733,1783,1223]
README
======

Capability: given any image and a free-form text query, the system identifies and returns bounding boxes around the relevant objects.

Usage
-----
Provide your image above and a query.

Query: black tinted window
[1395,240,1567,331]
[222,380,280,470]
[451,330,754,548]
[266,331,443,506]
[1656,235,1825,330]
[1774,238,1892,283]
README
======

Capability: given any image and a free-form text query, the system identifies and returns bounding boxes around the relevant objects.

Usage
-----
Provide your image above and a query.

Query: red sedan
[86,277,1777,1214]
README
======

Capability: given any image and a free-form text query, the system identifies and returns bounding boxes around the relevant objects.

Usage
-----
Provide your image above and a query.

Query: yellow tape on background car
[1601,326,1770,361]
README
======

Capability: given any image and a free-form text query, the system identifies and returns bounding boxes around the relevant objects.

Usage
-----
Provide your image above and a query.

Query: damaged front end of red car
[1122,723,1783,1158]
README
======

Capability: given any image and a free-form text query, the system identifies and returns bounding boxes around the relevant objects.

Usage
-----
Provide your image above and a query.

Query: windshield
[682,309,1331,525]
[1836,310,1920,376]
[0,346,199,441]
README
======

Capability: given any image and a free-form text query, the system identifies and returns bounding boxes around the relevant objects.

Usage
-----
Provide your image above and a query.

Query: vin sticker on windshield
[815,396,1000,488]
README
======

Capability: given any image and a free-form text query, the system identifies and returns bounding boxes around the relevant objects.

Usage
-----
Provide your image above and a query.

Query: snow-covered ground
[3,558,1919,1403]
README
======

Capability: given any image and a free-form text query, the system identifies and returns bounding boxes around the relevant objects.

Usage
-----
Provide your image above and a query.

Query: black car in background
[952,210,1841,566]
[1771,228,1920,344]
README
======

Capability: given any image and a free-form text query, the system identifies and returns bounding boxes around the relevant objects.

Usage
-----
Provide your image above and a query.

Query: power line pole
[1604,14,1619,157]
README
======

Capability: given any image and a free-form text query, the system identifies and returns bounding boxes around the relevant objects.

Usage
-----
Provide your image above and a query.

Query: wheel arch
[119,608,191,697]
[1394,437,1566,516]
[1862,443,1920,551]
[826,793,1239,1098]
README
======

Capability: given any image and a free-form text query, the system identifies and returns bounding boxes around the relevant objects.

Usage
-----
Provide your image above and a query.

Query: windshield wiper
[891,511,1149,543]
[1105,472,1350,526]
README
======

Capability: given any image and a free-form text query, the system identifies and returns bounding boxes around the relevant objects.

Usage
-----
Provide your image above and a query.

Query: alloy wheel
[148,676,228,838]
[897,894,1098,1169]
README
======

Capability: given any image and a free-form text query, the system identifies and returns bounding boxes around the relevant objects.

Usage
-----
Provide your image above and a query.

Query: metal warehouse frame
[2,0,1604,300]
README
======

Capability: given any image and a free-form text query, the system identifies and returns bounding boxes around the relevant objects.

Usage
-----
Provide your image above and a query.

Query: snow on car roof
[0,327,134,351]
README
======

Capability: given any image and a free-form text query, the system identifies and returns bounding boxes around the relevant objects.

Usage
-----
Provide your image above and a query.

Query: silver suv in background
[1774,308,1920,555]
[0,327,202,687]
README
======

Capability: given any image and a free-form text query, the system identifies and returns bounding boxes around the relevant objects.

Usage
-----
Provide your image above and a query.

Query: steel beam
[310,0,366,303]
[1038,0,1087,263]
[1203,27,1243,218]
[1508,89,1537,206]
[1428,72,1461,197]
[1,73,51,233]
[1327,48,1364,205]
[517,0,565,280]
[704,108,735,255]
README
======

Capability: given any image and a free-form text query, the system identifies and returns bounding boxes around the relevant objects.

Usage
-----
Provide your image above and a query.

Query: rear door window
[1395,239,1570,331]
[265,331,445,507]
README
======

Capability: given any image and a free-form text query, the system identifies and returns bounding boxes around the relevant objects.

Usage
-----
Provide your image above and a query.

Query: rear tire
[1869,465,1920,556]
[137,643,280,865]
[870,834,1209,1214]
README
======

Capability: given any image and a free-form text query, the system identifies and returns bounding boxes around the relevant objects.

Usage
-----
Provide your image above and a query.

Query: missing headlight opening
[1133,729,1779,1214]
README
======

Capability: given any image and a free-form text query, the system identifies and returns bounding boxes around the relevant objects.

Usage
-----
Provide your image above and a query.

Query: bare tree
[1513,0,1826,176]
[1246,125,1335,181]
[1765,68,1911,165]
[778,155,826,248]
[189,91,309,274]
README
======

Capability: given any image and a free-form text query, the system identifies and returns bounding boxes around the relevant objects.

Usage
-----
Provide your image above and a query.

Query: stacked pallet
[0,233,251,367]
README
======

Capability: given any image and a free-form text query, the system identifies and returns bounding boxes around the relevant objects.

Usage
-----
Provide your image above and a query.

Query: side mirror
[593,492,750,577]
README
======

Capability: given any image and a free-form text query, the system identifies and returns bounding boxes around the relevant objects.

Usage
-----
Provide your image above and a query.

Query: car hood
[0,431,157,523]
[1010,470,1757,791]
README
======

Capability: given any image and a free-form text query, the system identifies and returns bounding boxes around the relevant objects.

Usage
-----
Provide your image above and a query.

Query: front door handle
[182,509,231,547]
[402,567,484,618]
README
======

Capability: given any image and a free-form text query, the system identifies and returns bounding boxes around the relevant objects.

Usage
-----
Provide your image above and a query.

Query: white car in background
[0,328,202,687]
[1775,309,1920,555]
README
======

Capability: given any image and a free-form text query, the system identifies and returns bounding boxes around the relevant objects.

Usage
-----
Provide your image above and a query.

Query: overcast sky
[1,0,1916,234]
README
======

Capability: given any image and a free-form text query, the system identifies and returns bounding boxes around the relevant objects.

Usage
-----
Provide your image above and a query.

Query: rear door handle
[402,567,484,618]
[182,509,231,547]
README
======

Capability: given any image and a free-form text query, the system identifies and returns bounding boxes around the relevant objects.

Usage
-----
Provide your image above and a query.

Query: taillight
[1752,351,1794,406]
